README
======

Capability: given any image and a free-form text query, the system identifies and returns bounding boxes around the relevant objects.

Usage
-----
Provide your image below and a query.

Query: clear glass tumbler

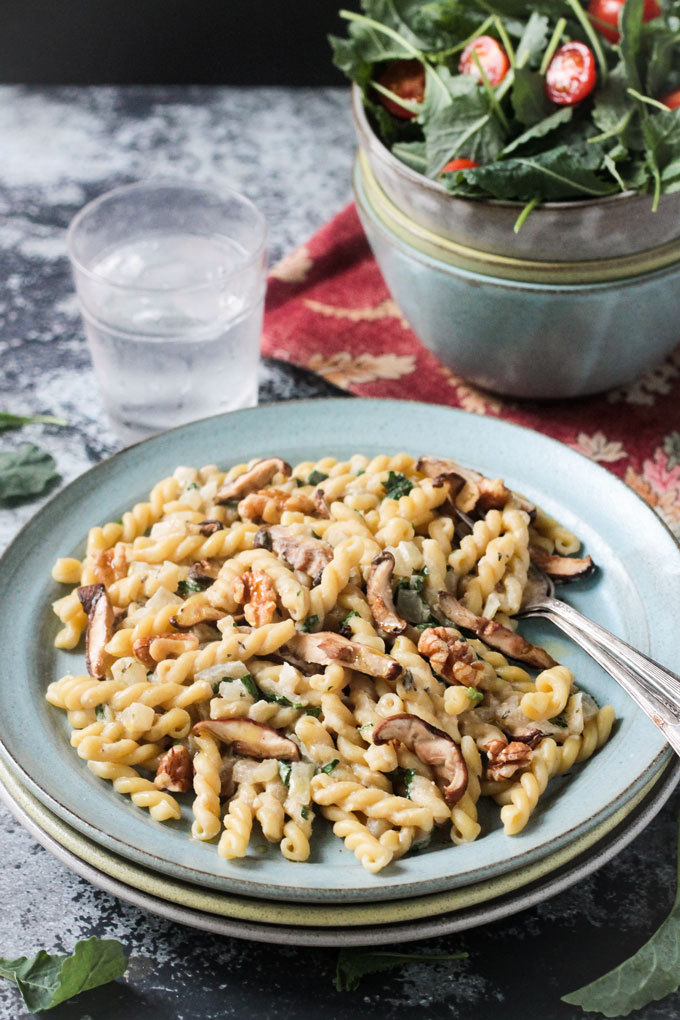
[67,181,267,443]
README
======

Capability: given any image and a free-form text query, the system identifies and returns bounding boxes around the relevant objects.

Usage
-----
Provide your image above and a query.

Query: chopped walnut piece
[417,627,484,686]
[231,569,278,627]
[485,739,534,781]
[154,745,192,793]
[88,544,128,587]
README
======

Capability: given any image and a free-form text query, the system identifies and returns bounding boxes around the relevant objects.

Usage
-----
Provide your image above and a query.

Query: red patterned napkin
[263,203,680,540]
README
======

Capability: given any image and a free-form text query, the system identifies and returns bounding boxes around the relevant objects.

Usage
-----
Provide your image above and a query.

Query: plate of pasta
[0,399,675,904]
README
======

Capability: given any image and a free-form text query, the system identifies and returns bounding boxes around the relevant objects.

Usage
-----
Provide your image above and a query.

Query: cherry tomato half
[660,88,680,109]
[545,42,597,106]
[459,36,510,87]
[375,59,426,120]
[587,0,661,44]
[440,158,479,174]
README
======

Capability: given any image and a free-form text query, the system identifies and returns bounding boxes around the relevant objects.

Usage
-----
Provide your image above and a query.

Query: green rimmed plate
[0,399,675,902]
[2,752,678,944]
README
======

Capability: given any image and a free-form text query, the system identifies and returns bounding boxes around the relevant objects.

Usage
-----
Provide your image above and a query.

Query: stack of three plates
[1,400,678,946]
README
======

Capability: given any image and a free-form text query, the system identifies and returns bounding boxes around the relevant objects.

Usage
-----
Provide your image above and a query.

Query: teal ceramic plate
[2,721,679,945]
[0,399,675,903]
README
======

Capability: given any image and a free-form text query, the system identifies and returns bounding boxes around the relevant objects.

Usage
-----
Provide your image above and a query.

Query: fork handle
[526,595,680,710]
[537,610,680,757]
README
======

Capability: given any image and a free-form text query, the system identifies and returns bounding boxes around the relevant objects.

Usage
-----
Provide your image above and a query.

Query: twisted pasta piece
[320,804,393,873]
[52,591,88,649]
[218,783,257,859]
[308,537,365,620]
[311,774,434,829]
[449,509,503,578]
[450,736,483,844]
[155,620,296,685]
[497,738,561,835]
[51,558,83,585]
[521,665,573,721]
[87,760,180,820]
[191,731,222,841]
[72,721,162,768]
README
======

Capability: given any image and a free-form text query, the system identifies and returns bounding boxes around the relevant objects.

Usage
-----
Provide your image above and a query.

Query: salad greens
[0,938,127,1013]
[331,0,680,212]
[0,444,59,501]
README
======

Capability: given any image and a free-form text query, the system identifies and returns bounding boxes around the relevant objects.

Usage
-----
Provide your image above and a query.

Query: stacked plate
[1,399,678,947]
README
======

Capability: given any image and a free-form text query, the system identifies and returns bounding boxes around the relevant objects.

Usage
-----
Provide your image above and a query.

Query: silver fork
[517,565,680,756]
[454,510,680,755]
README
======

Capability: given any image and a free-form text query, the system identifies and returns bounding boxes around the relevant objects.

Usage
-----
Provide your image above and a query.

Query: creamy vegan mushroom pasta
[48,453,614,873]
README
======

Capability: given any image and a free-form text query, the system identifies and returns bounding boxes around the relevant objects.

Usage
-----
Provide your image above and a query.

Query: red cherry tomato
[375,59,426,120]
[545,42,597,106]
[587,0,661,43]
[440,158,479,174]
[660,88,680,109]
[459,36,510,87]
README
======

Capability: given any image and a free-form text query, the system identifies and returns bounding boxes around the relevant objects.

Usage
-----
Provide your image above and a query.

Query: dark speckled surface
[1,86,679,1020]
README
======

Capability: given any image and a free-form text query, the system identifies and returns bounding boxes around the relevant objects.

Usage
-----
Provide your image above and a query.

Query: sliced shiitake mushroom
[287,631,402,682]
[77,583,114,679]
[215,458,291,504]
[192,718,300,760]
[373,713,468,804]
[437,592,556,670]
[530,544,596,582]
[256,525,333,585]
[366,552,406,636]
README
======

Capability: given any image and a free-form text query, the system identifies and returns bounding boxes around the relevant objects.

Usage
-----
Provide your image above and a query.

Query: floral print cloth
[263,203,680,540]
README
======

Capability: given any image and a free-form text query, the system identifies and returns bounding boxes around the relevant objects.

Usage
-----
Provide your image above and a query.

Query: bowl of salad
[332,0,680,261]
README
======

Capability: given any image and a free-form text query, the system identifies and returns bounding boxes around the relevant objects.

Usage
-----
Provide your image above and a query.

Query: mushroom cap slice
[286,631,402,682]
[366,552,407,636]
[260,525,334,586]
[192,719,300,761]
[77,583,114,679]
[437,592,556,670]
[529,545,596,583]
[373,713,468,805]
[215,458,291,504]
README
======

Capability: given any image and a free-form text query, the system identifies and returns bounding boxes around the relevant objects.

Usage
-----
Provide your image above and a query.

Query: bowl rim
[351,83,650,213]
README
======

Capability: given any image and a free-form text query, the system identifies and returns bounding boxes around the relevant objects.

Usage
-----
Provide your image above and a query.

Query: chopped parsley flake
[466,687,484,705]
[320,759,339,774]
[299,614,319,633]
[239,674,259,700]
[176,577,204,596]
[278,762,292,786]
[308,470,329,486]
[383,471,413,501]
[301,805,310,820]
[95,703,106,720]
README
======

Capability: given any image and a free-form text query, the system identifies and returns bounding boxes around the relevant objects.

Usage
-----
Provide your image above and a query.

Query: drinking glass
[67,181,267,442]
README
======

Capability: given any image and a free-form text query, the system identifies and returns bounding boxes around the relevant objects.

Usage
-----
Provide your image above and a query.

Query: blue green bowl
[354,152,680,399]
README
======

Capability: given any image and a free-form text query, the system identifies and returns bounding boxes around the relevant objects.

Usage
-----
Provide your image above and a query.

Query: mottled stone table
[1,86,679,1020]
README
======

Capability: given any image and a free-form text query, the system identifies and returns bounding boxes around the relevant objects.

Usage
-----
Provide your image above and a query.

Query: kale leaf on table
[562,817,680,1016]
[0,444,59,501]
[334,948,468,992]
[0,937,127,1013]
[332,0,680,209]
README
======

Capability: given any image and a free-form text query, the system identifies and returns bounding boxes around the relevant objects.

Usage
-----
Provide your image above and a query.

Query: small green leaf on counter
[334,948,468,992]
[562,816,680,1016]
[320,759,340,774]
[383,471,413,501]
[0,444,59,501]
[0,937,127,1013]
[0,412,67,432]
